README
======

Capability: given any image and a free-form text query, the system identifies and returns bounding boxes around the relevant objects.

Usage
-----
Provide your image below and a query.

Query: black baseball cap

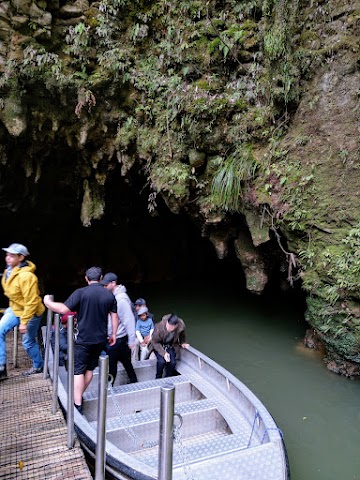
[100,272,118,285]
[135,298,146,306]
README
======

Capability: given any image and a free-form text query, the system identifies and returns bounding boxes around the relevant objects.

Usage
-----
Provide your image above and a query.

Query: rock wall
[0,0,359,376]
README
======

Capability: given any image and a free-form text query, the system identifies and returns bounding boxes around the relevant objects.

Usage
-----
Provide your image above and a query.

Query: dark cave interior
[0,158,248,303]
[0,150,304,309]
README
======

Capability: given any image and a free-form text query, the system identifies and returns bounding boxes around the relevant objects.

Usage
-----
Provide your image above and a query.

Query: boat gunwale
[178,346,284,444]
[43,328,289,479]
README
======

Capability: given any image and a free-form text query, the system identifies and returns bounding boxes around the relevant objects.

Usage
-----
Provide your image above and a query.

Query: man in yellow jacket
[0,243,45,380]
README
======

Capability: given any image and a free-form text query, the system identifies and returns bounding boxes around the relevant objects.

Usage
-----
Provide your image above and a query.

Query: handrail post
[12,325,18,368]
[95,355,109,480]
[158,383,175,480]
[43,295,54,379]
[67,314,75,449]
[51,314,60,414]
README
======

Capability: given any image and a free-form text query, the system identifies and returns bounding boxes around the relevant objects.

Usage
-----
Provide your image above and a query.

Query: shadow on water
[135,277,360,480]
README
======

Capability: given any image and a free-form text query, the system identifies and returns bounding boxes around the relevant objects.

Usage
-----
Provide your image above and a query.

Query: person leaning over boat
[0,243,45,380]
[44,267,118,414]
[101,272,138,385]
[151,313,189,379]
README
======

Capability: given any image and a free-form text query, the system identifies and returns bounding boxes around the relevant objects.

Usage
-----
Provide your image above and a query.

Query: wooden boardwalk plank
[0,329,93,479]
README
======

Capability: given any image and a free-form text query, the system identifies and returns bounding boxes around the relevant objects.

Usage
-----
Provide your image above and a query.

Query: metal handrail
[43,296,54,379]
[158,383,175,480]
[51,314,60,414]
[95,355,109,480]
[67,314,75,449]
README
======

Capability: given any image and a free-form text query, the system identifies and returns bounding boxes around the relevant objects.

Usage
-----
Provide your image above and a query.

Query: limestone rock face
[10,0,32,16]
[0,93,27,137]
[59,2,88,19]
[234,231,268,294]
[209,231,230,260]
[243,209,270,247]
[0,0,359,376]
[189,150,206,169]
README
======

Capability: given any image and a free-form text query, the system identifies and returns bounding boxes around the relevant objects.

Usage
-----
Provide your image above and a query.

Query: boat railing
[43,295,54,380]
[43,303,177,480]
[95,355,109,480]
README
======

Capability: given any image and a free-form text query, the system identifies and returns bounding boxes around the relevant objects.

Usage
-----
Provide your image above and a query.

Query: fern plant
[211,145,258,211]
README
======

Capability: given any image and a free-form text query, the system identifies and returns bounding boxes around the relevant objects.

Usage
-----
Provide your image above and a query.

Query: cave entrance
[0,159,246,302]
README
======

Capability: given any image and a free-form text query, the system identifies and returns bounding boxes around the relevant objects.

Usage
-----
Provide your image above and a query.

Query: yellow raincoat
[1,261,45,325]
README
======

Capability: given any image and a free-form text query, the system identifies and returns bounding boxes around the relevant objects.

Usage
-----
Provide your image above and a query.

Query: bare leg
[74,373,85,405]
[84,370,93,392]
[74,371,94,405]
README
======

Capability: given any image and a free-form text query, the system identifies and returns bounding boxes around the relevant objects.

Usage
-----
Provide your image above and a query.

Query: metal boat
[46,334,290,480]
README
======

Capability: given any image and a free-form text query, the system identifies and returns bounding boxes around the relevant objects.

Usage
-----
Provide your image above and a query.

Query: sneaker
[22,366,43,376]
[0,365,8,381]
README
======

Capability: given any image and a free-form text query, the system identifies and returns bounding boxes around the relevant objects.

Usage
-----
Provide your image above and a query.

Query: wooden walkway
[0,329,93,479]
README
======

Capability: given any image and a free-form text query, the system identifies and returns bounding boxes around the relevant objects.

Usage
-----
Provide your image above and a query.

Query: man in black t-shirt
[44,267,118,413]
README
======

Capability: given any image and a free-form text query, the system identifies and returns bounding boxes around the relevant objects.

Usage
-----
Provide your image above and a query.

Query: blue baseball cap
[2,243,30,256]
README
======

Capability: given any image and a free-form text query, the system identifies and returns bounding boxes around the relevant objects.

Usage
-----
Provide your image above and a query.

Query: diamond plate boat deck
[46,333,290,480]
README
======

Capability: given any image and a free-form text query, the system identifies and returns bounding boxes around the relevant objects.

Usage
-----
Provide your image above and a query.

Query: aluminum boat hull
[44,329,290,480]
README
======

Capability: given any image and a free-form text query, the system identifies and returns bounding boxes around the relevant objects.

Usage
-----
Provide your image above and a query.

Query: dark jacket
[151,314,187,357]
[51,327,68,366]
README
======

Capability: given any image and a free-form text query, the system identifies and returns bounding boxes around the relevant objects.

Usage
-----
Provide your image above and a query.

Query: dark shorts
[74,342,106,375]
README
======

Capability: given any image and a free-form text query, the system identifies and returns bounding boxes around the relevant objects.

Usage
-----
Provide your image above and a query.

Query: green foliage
[137,126,158,159]
[15,47,66,89]
[322,285,340,305]
[94,1,124,43]
[321,227,360,294]
[115,117,137,150]
[211,145,258,211]
[265,157,315,231]
[262,0,301,105]
[305,295,360,359]
[299,246,316,268]
[208,20,258,62]
[150,161,190,199]
[65,23,90,66]
[98,46,134,78]
[264,24,287,60]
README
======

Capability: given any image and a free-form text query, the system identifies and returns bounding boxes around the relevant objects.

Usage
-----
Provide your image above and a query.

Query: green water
[136,279,360,480]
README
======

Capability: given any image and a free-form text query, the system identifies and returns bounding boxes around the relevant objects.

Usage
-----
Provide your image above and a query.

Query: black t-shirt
[64,283,117,344]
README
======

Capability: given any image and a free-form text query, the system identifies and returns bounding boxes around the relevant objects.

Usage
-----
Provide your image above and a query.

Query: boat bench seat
[83,373,187,401]
[90,397,220,431]
[133,431,252,468]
